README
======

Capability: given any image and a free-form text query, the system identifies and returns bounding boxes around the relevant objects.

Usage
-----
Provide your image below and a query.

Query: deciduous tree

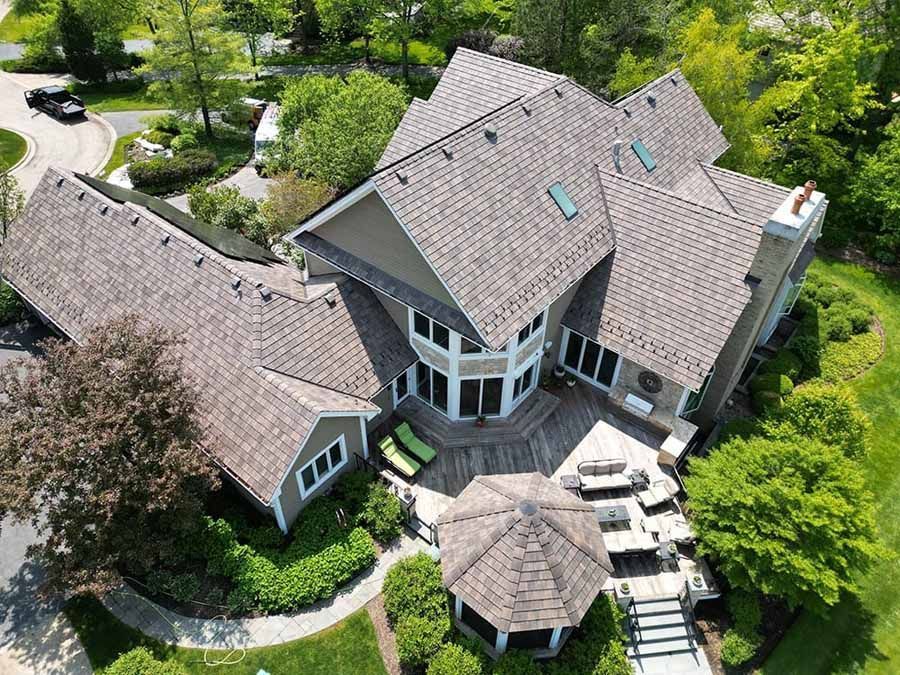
[0,171,26,239]
[684,436,881,614]
[0,316,220,595]
[138,0,248,138]
[225,0,294,76]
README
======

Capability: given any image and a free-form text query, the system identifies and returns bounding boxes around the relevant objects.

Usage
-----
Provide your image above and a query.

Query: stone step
[633,597,682,616]
[637,623,689,642]
[627,636,695,657]
[635,611,686,629]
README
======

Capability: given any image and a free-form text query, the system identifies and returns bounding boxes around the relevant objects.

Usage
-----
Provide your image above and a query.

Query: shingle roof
[437,472,613,634]
[369,54,731,350]
[562,171,762,390]
[1,168,410,503]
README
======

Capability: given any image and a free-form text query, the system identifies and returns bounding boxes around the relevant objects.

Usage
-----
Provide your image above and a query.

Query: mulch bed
[367,595,401,675]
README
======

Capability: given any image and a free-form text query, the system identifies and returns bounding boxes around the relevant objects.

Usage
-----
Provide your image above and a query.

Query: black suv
[24,86,86,120]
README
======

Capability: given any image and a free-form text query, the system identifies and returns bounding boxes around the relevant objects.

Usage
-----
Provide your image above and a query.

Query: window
[393,369,409,405]
[780,275,806,315]
[682,367,714,416]
[296,436,347,498]
[461,337,483,354]
[416,362,448,413]
[562,328,620,390]
[459,377,505,417]
[517,311,545,346]
[548,182,578,219]
[412,310,450,351]
[513,363,535,401]
[631,140,656,172]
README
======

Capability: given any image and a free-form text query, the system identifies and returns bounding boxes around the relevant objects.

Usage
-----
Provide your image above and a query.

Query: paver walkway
[103,532,429,649]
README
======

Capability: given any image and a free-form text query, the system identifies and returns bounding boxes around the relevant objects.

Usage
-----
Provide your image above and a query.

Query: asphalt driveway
[0,320,92,674]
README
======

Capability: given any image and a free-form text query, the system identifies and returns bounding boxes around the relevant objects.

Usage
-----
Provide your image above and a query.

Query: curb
[89,112,117,177]
[0,126,35,174]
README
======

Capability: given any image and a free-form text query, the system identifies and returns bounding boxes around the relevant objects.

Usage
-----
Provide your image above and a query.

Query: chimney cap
[790,193,806,215]
[484,122,498,140]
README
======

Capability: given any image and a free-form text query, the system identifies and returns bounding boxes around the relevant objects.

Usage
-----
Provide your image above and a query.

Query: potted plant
[691,574,703,588]
[565,373,577,388]
[475,415,487,428]
[667,542,678,556]
[619,581,631,595]
[553,363,565,378]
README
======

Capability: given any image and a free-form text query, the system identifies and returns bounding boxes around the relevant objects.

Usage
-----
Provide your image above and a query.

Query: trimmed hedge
[758,350,802,381]
[200,496,375,613]
[749,373,794,396]
[720,628,761,667]
[128,149,217,192]
[427,642,483,675]
[106,647,187,675]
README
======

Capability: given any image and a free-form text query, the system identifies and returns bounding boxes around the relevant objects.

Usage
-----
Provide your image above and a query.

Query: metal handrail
[627,597,642,648]
[679,581,698,648]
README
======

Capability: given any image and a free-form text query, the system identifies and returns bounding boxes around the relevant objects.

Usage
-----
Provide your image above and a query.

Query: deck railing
[678,580,698,648]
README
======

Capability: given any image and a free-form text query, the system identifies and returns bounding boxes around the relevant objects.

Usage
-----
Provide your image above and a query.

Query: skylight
[631,140,656,172]
[548,183,578,220]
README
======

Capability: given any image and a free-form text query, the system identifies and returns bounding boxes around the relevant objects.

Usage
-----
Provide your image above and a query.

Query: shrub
[0,281,26,325]
[335,470,376,512]
[427,642,482,675]
[129,150,218,192]
[106,647,187,675]
[396,613,451,668]
[489,35,526,62]
[147,114,183,135]
[357,481,403,542]
[493,649,542,675]
[752,389,782,415]
[727,590,762,632]
[546,595,627,675]
[167,573,200,603]
[383,552,447,624]
[144,130,175,148]
[758,350,802,381]
[749,373,793,396]
[170,133,198,154]
[718,418,761,445]
[591,643,633,675]
[822,306,854,341]
[789,334,822,377]
[819,331,883,382]
[763,383,870,459]
[200,496,376,613]
[445,29,497,59]
[720,628,761,667]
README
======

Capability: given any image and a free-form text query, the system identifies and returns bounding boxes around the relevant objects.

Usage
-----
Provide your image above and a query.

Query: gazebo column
[495,631,508,654]
[454,596,463,620]
[549,626,563,650]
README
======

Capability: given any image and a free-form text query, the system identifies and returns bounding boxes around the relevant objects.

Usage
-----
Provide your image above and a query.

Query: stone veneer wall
[614,358,684,416]
[459,356,508,376]
[411,335,450,372]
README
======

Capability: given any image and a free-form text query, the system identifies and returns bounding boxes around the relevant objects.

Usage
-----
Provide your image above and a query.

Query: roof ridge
[611,67,683,106]
[702,162,793,194]
[697,160,739,215]
[451,47,561,82]
[597,168,762,229]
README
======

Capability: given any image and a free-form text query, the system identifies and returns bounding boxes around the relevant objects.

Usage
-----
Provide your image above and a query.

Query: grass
[100,131,140,179]
[761,256,900,674]
[262,38,447,67]
[0,128,27,170]
[0,9,149,43]
[64,594,388,674]
[69,82,167,113]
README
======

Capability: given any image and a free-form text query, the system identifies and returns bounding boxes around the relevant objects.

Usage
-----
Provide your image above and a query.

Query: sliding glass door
[458,377,504,417]
[562,329,620,389]
[416,362,448,413]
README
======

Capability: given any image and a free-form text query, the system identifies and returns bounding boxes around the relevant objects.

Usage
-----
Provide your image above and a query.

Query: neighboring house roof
[563,171,762,390]
[362,56,732,351]
[1,169,413,504]
[437,472,613,634]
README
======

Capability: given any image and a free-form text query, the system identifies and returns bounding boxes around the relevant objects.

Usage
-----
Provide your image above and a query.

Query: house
[0,49,824,533]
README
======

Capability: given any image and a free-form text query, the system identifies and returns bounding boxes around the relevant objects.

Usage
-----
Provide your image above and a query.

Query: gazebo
[437,472,614,657]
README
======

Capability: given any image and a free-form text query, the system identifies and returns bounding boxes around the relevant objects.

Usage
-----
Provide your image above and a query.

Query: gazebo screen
[461,601,498,646]
[508,628,554,650]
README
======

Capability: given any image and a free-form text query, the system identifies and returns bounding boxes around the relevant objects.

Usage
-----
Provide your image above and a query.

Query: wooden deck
[374,381,718,600]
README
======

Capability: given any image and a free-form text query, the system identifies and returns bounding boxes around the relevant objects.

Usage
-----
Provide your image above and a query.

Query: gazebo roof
[437,472,614,634]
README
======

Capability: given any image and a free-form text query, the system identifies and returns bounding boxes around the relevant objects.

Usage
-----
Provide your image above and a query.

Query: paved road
[0,70,113,195]
[0,321,92,675]
[102,109,172,137]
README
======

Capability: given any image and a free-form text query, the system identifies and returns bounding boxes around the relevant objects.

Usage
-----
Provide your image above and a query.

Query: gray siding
[373,288,410,339]
[314,193,459,308]
[278,415,365,527]
[368,386,395,431]
[543,279,584,375]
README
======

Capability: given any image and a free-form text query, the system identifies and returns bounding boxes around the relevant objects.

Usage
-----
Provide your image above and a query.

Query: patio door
[416,362,448,414]
[459,377,504,418]
[561,328,621,390]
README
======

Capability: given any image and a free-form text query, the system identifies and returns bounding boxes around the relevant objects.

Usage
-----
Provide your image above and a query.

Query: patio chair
[636,476,680,510]
[394,422,438,464]
[378,436,421,479]
[603,530,658,555]
[642,512,696,545]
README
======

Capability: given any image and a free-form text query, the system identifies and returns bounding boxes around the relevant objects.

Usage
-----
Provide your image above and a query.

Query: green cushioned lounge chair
[378,436,421,478]
[395,422,438,464]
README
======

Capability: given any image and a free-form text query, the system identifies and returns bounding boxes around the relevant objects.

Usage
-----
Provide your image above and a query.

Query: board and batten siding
[314,192,459,308]
[278,415,366,526]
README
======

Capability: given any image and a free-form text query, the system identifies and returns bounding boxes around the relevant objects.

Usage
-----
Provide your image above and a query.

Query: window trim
[681,366,715,416]
[392,367,411,407]
[410,309,451,353]
[559,327,622,391]
[416,361,450,414]
[296,434,348,499]
[516,309,547,350]
[458,375,506,418]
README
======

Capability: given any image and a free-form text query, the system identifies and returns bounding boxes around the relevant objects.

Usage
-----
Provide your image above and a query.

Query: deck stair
[626,595,697,658]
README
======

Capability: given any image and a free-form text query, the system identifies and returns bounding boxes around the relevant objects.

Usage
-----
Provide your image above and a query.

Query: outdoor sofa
[577,457,631,492]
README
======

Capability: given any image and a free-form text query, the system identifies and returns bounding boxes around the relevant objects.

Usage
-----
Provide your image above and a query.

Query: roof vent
[77,190,85,200]
[395,169,408,184]
[519,500,538,516]
[259,286,272,301]
[160,233,170,245]
[623,107,631,118]
[647,94,656,107]
[521,103,531,115]
[230,276,241,289]
[98,204,108,215]
[324,293,337,308]
[553,87,563,98]
[671,75,678,86]
[744,273,762,287]
[56,177,65,187]
[442,147,453,159]
[193,253,204,266]
[131,215,140,225]
[612,140,623,173]
[483,123,497,141]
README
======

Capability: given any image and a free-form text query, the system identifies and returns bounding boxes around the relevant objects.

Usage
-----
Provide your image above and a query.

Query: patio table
[657,540,680,572]
[595,504,630,526]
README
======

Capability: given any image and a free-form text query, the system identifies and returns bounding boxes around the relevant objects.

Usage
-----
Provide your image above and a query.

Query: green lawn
[70,83,168,113]
[100,131,140,179]
[0,128,27,170]
[262,38,447,67]
[65,595,388,674]
[762,257,900,674]
[0,9,149,43]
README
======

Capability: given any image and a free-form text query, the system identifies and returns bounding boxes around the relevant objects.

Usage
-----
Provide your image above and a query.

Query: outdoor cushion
[636,477,679,509]
[603,530,658,555]
[395,422,438,464]
[577,457,630,492]
[378,436,421,478]
[578,457,627,476]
